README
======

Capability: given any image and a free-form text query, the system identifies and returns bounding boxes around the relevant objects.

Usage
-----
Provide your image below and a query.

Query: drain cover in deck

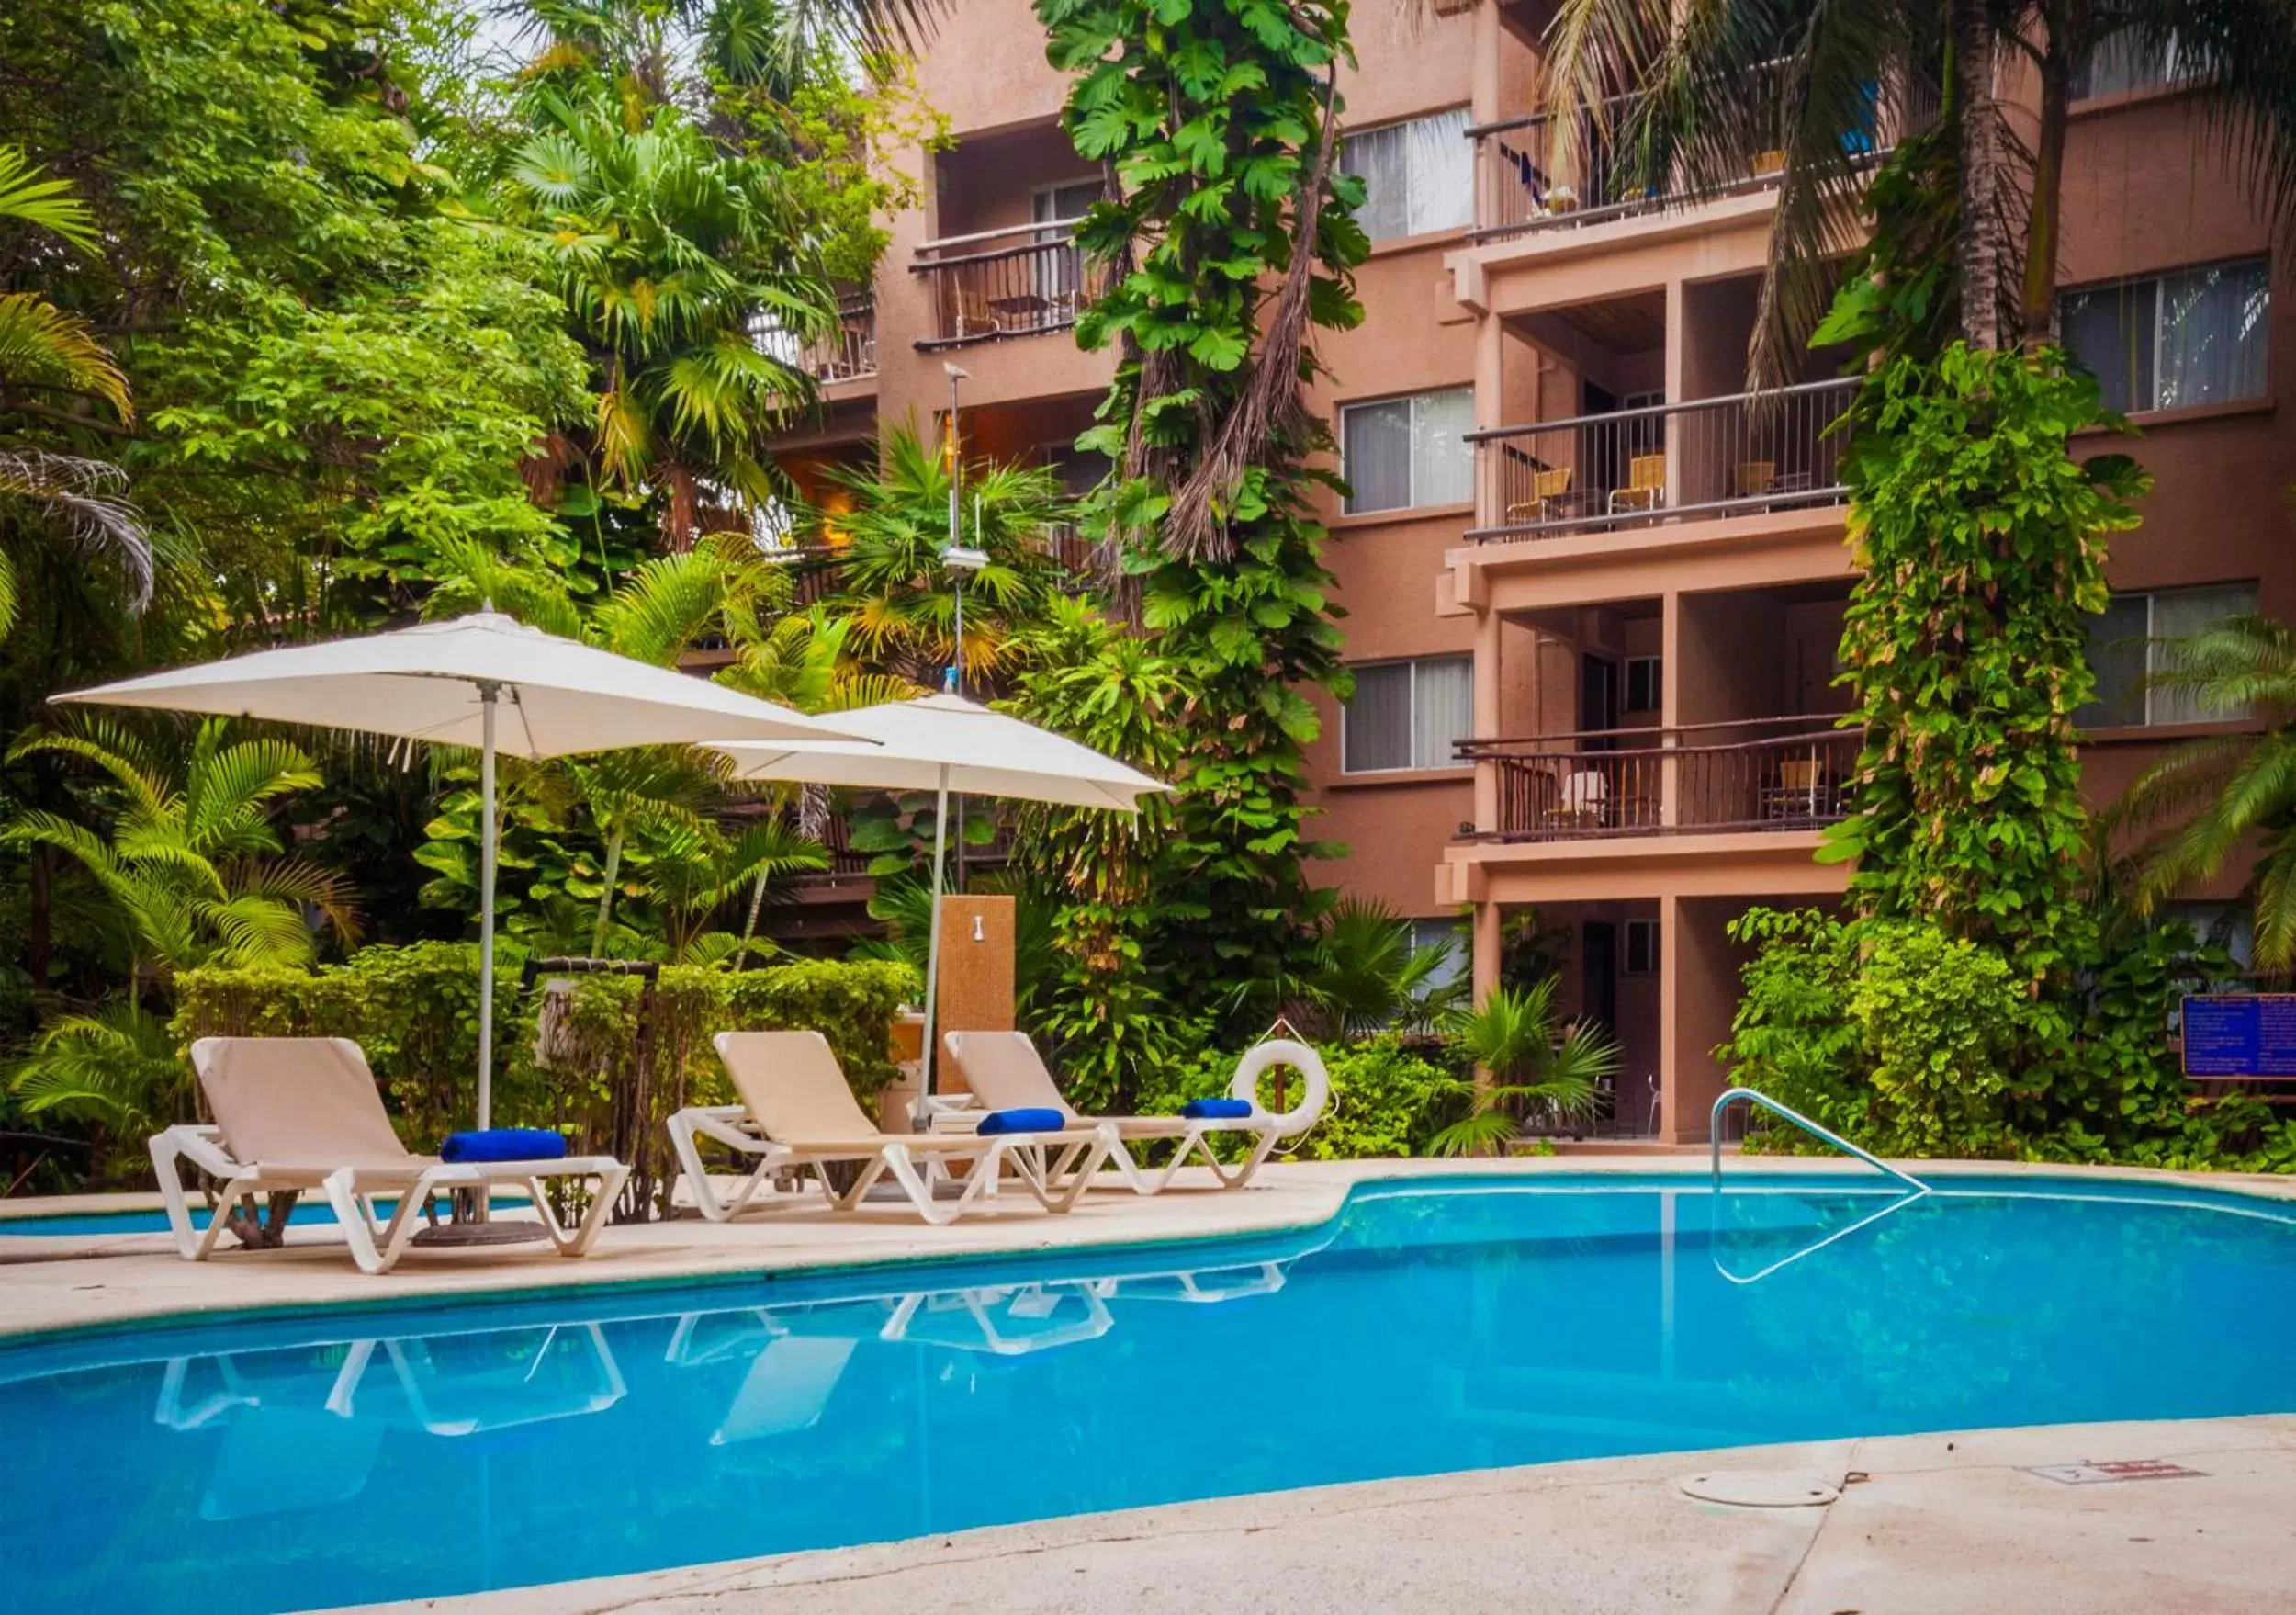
[1677,1472,1841,1508]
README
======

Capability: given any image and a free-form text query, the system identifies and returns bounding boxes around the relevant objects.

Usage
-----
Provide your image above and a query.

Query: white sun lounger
[667,1030,1115,1226]
[941,1031,1330,1195]
[151,1036,629,1275]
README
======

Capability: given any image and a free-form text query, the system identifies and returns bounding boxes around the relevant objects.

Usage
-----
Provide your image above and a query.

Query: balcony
[1467,378,1856,543]
[912,222,1109,351]
[800,298,876,383]
[1466,74,1934,244]
[1458,717,1856,841]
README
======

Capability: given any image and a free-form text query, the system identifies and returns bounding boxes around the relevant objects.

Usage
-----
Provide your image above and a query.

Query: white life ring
[1230,1039,1330,1138]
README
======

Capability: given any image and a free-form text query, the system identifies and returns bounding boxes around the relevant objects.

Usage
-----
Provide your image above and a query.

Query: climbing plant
[1036,0,1367,1024]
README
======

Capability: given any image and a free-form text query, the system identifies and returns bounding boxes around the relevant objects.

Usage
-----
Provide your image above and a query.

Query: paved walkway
[357,1416,2296,1614]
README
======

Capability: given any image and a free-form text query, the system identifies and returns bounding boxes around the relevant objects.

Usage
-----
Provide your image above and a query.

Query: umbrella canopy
[56,611,867,1131]
[52,610,838,756]
[710,694,1170,1101]
[707,693,1166,810]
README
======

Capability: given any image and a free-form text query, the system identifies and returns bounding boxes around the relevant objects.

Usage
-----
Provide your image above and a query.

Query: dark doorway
[1581,381,1621,502]
[1581,654,1619,751]
[1581,920,1618,1034]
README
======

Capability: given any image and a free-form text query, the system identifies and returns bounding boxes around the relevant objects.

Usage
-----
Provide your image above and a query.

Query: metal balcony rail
[1466,69,1937,243]
[1455,714,1857,841]
[800,298,876,383]
[1466,378,1857,543]
[912,221,1108,349]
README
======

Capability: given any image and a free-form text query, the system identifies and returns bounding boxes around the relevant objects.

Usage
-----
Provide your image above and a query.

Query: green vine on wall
[1037,0,1367,1023]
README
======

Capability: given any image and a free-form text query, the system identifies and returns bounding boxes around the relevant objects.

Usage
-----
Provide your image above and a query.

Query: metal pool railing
[1709,1086,1930,1194]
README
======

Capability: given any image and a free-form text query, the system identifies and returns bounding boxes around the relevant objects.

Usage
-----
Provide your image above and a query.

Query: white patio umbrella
[54,610,865,1128]
[707,693,1169,1094]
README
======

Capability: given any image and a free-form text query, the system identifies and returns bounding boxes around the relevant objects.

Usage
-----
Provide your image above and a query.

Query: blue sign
[2181,995,2296,1079]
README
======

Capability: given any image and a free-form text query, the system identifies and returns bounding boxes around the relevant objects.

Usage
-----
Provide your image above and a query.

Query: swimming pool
[4,1172,2291,1614]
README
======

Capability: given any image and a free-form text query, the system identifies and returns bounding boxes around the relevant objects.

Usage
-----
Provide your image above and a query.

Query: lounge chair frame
[151,1123,629,1276]
[670,1031,1115,1226]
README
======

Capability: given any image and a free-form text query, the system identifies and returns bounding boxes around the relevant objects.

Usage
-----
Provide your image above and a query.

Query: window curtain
[2155,260,2270,409]
[2077,594,2151,728]
[2062,282,2154,413]
[1411,657,1475,769]
[1412,388,1476,506]
[1403,109,1472,235]
[1345,662,1414,771]
[1340,124,1411,241]
[2150,584,2258,724]
[1344,400,1414,514]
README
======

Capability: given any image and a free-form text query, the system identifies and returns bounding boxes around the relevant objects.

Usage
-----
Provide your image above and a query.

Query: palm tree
[495,49,838,545]
[821,426,1072,689]
[2118,612,2296,969]
[1428,977,1620,1157]
[1538,2,2296,366]
[0,144,150,632]
[3,717,356,982]
[1301,897,1469,1037]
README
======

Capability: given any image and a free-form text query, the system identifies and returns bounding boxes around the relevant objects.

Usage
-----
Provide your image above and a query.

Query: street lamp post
[940,362,988,897]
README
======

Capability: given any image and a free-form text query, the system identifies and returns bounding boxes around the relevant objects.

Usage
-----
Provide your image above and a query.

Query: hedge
[172,944,917,1213]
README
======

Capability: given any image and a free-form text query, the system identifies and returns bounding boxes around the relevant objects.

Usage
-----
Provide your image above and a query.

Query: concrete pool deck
[352,1414,2296,1615]
[2,1155,2292,1340]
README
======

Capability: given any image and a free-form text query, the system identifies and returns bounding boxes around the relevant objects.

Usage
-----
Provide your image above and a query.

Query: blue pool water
[3,1173,2292,1614]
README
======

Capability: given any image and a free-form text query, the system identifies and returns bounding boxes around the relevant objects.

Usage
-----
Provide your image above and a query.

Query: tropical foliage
[1037,0,1365,1026]
[1428,980,1619,1158]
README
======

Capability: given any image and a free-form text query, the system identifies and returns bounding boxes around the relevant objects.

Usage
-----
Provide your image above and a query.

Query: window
[2078,583,2258,728]
[1344,655,1474,773]
[1342,387,1473,514]
[2062,259,2270,413]
[1409,919,1468,994]
[2071,33,2183,100]
[1340,109,1471,242]
[1623,918,1660,977]
[1030,180,1099,231]
[1624,656,1662,714]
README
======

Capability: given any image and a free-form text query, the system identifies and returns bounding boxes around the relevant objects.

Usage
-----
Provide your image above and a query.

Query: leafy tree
[1301,897,1465,1038]
[1002,595,1187,1112]
[1041,0,1366,1023]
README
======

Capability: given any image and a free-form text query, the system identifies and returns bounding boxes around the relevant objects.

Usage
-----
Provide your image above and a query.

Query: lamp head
[942,545,990,575]
[942,362,970,380]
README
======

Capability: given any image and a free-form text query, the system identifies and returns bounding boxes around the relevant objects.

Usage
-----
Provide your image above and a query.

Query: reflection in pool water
[4,1176,2292,1615]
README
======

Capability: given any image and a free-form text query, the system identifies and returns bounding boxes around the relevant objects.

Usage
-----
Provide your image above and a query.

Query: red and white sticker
[2021,1459,2208,1485]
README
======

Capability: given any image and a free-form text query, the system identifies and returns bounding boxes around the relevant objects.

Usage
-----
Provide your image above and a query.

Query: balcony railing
[801,298,876,383]
[912,221,1108,350]
[1466,378,1857,542]
[1457,716,1858,841]
[1467,72,1936,243]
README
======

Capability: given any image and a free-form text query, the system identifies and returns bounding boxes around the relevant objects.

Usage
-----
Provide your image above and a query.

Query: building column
[1662,279,1688,509]
[1473,603,1502,833]
[1659,590,1681,828]
[1470,0,1502,236]
[1659,896,1742,1144]
[1471,894,1503,1006]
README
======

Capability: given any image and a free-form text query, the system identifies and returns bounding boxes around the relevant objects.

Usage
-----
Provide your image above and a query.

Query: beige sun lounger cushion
[150,1036,629,1276]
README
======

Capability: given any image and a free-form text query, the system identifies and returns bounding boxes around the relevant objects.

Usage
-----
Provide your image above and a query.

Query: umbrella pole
[920,765,949,1100]
[478,683,499,1132]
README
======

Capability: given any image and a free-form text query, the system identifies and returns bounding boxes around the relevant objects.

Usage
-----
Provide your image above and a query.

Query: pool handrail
[1709,1086,1930,1195]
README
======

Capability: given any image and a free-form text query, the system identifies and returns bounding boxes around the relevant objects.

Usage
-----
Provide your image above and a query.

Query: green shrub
[1129,1034,1464,1161]
[172,947,917,1162]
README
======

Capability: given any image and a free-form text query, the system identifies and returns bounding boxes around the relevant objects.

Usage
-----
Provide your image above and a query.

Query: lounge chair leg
[548,1162,629,1256]
[322,1169,394,1275]
[880,1145,961,1225]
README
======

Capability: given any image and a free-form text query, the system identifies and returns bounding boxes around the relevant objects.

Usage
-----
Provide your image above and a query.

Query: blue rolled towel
[975,1107,1066,1136]
[1183,1097,1255,1120]
[441,1128,569,1164]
